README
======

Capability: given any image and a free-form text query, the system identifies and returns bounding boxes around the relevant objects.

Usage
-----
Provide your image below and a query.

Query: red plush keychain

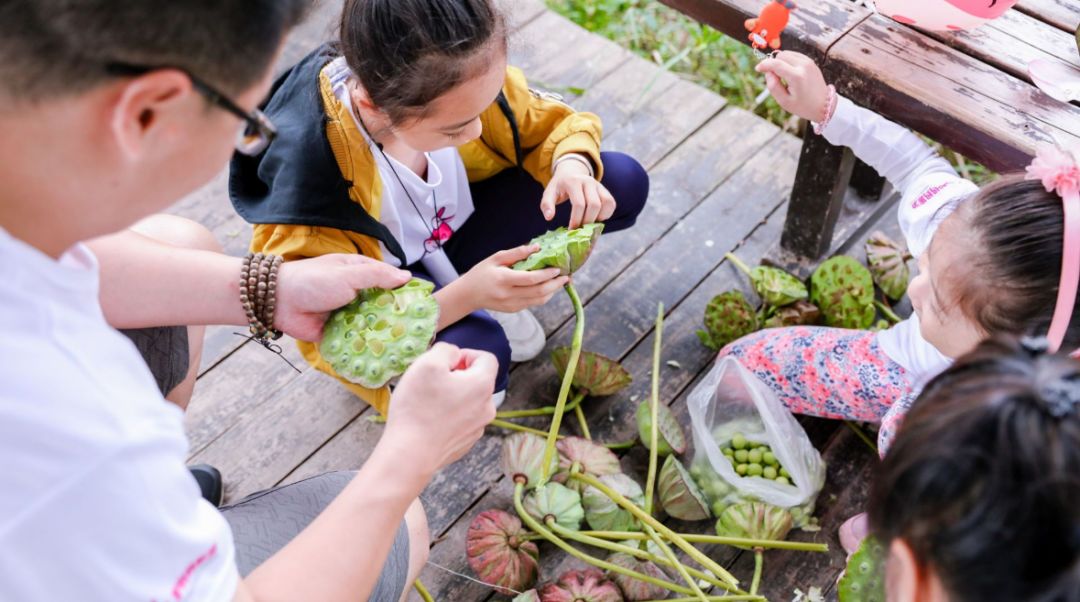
[745,0,796,51]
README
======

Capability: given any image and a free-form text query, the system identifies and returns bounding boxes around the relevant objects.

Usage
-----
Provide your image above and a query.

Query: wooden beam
[780,128,855,259]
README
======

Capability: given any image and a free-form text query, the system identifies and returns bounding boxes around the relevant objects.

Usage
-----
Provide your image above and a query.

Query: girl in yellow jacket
[230,0,649,413]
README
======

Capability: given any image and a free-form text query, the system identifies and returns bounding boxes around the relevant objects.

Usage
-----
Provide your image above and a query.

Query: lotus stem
[724,252,753,278]
[512,482,696,597]
[603,439,638,450]
[750,550,764,596]
[539,283,585,486]
[570,471,740,588]
[574,404,592,439]
[414,579,434,602]
[490,419,565,439]
[496,391,586,419]
[644,523,709,601]
[845,420,879,454]
[581,531,829,553]
[546,522,731,591]
[874,299,903,324]
[644,302,664,517]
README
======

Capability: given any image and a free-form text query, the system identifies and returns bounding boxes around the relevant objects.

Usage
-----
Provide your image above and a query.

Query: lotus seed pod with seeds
[810,256,876,329]
[604,553,669,601]
[697,290,758,351]
[726,253,809,307]
[551,347,632,397]
[715,502,794,549]
[865,231,912,300]
[554,437,622,492]
[657,455,712,520]
[762,300,822,329]
[514,224,604,276]
[501,433,558,490]
[635,400,687,456]
[466,509,540,594]
[513,590,541,602]
[838,536,886,602]
[582,473,644,532]
[320,278,438,388]
[539,568,625,602]
[523,482,585,531]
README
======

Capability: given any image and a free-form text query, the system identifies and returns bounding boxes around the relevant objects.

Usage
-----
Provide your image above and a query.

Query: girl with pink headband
[721,50,1080,555]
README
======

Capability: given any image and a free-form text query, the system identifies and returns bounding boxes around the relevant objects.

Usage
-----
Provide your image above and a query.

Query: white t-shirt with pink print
[820,96,980,390]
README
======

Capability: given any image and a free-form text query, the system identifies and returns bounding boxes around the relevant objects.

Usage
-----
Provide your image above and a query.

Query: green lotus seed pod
[747,449,763,464]
[763,451,777,466]
[776,476,790,486]
[865,231,912,301]
[550,347,632,397]
[320,278,439,388]
[838,536,886,602]
[762,300,822,329]
[732,434,748,449]
[513,223,604,276]
[635,400,687,456]
[523,482,585,532]
[657,456,712,521]
[763,466,777,480]
[810,256,877,330]
[726,253,809,307]
[697,291,758,351]
[734,449,749,463]
[715,502,794,549]
[736,464,748,476]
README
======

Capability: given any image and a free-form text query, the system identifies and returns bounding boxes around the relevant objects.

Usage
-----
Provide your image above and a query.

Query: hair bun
[1021,336,1051,355]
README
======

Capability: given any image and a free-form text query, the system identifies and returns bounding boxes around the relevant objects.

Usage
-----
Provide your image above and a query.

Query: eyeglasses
[105,62,277,156]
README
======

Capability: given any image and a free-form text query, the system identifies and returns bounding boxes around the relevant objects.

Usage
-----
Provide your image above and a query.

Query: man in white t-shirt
[0,2,498,601]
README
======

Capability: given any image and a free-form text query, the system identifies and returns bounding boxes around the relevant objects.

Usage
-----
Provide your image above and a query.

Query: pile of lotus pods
[465,227,830,602]
[697,231,911,351]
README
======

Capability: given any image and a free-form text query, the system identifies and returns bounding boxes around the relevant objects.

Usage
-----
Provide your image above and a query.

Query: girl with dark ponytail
[230,0,649,413]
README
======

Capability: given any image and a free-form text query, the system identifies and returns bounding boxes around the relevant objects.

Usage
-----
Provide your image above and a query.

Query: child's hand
[540,157,616,229]
[755,51,831,123]
[459,245,569,313]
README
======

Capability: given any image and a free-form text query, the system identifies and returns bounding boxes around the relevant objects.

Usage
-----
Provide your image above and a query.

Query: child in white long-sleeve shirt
[720,51,1080,458]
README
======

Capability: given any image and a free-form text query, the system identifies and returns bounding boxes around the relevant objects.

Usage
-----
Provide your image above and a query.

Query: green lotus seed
[352,338,366,352]
[776,476,790,486]
[734,449,749,463]
[732,434,748,450]
[780,467,791,478]
[763,466,777,480]
[747,463,763,477]
[736,464,748,476]
[390,323,406,339]
[375,293,393,307]
[748,449,763,464]
[368,339,385,357]
[365,363,383,381]
[722,448,734,458]
[763,451,777,466]
[689,465,703,479]
[711,501,726,516]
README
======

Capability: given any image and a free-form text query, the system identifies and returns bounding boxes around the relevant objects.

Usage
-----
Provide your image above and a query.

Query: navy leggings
[412,151,649,392]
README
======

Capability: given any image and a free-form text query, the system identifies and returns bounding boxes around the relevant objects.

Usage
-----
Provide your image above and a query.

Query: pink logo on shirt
[911,181,950,210]
[423,207,456,254]
[169,543,218,601]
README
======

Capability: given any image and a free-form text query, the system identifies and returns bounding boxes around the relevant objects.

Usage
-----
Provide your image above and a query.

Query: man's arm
[88,229,410,341]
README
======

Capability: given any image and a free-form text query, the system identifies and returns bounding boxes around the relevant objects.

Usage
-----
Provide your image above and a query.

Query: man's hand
[383,343,498,471]
[274,254,411,342]
[540,157,616,229]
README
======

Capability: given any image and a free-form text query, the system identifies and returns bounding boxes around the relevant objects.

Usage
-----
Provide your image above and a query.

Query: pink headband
[1025,142,1080,354]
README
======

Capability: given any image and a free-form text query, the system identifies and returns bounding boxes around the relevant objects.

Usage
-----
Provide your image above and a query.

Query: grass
[544,0,995,184]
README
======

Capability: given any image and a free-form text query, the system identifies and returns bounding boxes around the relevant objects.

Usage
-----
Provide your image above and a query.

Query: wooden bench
[659,0,1080,260]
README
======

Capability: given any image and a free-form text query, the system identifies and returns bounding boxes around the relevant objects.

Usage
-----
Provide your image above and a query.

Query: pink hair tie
[1026,142,1080,353]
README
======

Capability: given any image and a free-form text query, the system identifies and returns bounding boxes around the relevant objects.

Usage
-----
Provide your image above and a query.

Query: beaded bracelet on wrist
[241,252,283,342]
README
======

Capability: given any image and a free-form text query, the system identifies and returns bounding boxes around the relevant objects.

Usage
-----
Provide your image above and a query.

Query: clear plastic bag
[687,356,826,523]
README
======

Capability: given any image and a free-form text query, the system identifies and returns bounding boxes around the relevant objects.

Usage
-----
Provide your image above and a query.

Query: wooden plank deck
[170,3,898,600]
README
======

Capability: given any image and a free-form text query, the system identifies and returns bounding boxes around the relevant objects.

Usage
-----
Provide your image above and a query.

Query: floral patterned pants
[719,326,916,455]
